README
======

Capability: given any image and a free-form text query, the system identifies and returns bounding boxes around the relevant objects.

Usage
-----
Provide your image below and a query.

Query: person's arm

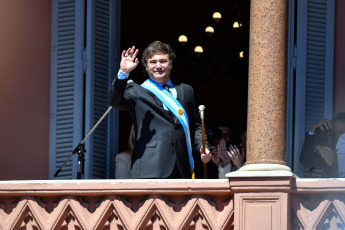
[109,46,139,108]
[299,118,333,169]
[188,85,211,162]
[337,134,345,177]
[115,153,131,179]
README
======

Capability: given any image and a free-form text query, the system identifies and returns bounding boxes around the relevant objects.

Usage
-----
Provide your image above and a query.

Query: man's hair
[333,112,345,123]
[141,41,176,74]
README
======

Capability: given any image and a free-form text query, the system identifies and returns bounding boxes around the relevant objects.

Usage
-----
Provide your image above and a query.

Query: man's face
[333,121,345,140]
[146,53,172,84]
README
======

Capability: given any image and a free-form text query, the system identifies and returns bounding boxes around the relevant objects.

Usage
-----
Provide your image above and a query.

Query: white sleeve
[218,162,232,179]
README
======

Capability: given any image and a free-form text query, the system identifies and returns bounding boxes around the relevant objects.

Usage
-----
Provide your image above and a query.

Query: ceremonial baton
[198,105,207,179]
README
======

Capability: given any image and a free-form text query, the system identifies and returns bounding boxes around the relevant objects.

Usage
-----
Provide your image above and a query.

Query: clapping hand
[217,139,231,166]
[217,139,245,168]
[228,144,245,168]
[120,46,139,74]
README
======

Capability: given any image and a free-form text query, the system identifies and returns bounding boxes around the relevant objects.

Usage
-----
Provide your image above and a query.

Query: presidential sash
[141,79,195,179]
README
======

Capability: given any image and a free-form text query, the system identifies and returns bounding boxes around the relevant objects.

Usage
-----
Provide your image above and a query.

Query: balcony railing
[0,177,345,230]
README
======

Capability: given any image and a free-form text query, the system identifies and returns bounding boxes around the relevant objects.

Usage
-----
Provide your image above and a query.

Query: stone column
[229,2,293,228]
[245,0,289,167]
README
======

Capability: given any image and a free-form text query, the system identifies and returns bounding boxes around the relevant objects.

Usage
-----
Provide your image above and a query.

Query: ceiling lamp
[239,51,244,58]
[213,12,222,23]
[194,46,204,54]
[205,26,214,33]
[205,26,214,37]
[178,35,188,43]
[233,21,242,29]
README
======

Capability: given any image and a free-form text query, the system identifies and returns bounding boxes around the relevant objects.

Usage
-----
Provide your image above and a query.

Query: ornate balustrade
[0,178,344,229]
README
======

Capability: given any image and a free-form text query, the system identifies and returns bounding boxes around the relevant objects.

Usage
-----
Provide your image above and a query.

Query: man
[300,112,345,177]
[109,41,210,179]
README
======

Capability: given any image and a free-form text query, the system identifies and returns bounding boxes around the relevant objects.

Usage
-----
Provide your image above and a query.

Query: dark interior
[118,0,251,152]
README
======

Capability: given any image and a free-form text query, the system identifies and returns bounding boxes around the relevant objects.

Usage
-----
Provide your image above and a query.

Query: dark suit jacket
[299,132,338,177]
[109,77,204,179]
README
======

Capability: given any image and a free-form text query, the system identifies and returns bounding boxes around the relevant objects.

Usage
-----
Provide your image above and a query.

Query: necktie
[163,84,171,94]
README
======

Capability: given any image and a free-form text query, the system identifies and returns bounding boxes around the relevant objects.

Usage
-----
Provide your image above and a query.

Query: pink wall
[334,0,345,114]
[0,1,51,179]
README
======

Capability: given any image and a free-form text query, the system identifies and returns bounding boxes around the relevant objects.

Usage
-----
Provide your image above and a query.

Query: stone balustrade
[0,177,345,230]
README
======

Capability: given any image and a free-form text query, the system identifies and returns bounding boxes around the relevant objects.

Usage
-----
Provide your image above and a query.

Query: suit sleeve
[108,76,136,111]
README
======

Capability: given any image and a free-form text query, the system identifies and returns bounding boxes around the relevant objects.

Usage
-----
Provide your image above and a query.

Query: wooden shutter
[49,0,85,179]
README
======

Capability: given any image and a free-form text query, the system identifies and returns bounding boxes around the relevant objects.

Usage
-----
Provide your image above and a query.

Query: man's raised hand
[120,46,139,74]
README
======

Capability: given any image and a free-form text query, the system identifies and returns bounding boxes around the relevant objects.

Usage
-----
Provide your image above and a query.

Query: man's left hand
[200,146,211,163]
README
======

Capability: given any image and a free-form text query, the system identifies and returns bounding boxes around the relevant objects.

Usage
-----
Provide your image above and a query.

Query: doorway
[118,0,250,153]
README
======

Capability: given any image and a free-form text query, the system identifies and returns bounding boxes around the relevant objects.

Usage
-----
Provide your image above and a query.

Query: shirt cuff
[117,70,129,79]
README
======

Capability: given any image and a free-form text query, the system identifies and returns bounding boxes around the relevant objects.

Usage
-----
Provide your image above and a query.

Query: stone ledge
[227,163,296,178]
[0,179,231,196]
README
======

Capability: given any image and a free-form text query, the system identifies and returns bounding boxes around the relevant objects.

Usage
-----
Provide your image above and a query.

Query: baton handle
[198,105,207,179]
[201,118,207,179]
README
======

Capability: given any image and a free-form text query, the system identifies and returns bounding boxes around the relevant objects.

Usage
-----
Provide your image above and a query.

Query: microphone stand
[54,106,113,179]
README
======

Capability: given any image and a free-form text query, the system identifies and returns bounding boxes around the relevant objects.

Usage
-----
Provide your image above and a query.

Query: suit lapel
[151,91,163,108]
[175,84,184,105]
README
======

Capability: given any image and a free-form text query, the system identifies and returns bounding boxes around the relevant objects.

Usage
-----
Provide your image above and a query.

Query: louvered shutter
[289,0,335,175]
[49,0,85,179]
[304,0,334,129]
[84,0,120,179]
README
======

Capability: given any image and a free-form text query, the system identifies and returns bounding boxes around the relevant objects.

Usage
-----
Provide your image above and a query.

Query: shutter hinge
[83,48,89,73]
[291,44,298,71]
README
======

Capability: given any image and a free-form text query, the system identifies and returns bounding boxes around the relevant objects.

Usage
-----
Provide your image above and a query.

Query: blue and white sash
[141,79,195,178]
